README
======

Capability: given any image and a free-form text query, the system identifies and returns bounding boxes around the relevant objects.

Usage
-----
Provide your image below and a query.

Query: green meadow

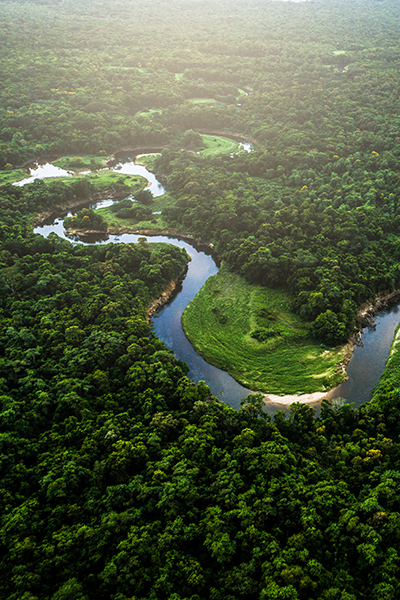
[134,153,160,169]
[187,98,216,105]
[53,155,110,170]
[182,264,346,395]
[199,134,243,156]
[38,170,147,195]
[1,160,147,195]
[0,168,26,185]
[96,192,177,232]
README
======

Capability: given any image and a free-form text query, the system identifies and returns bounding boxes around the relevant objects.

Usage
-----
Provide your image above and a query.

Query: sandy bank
[263,391,328,406]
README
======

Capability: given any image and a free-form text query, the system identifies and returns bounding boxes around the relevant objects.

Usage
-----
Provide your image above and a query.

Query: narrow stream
[27,154,400,411]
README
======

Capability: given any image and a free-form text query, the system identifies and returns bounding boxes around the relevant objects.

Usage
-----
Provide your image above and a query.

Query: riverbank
[263,293,400,406]
[263,391,328,406]
[64,224,214,251]
[34,189,128,225]
[181,263,346,397]
[27,150,400,409]
[357,289,400,326]
[146,268,187,321]
[264,339,355,406]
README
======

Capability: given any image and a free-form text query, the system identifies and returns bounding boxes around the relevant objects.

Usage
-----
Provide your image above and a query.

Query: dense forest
[3,0,400,598]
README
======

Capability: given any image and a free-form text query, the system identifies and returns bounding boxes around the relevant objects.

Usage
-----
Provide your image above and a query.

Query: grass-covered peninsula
[182,264,346,395]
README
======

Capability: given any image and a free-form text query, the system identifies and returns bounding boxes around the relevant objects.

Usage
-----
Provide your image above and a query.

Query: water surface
[326,306,400,406]
[15,162,72,186]
[15,157,165,197]
[30,154,400,412]
[34,215,253,409]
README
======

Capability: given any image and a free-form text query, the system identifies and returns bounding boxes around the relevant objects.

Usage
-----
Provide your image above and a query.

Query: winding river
[27,154,400,412]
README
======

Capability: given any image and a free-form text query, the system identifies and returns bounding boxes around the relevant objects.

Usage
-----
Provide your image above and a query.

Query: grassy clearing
[80,170,147,192]
[199,135,242,156]
[188,98,216,104]
[0,169,26,185]
[53,155,110,170]
[182,264,346,395]
[96,192,177,232]
[374,323,400,396]
[49,170,147,193]
[135,153,161,169]
[135,108,163,117]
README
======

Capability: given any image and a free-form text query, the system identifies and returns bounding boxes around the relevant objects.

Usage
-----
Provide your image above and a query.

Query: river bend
[28,155,400,411]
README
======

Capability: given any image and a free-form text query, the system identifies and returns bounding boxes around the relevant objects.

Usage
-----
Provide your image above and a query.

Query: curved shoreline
[6,128,258,179]
[60,215,400,408]
[63,213,400,407]
[146,267,188,321]
[263,391,328,406]
[64,225,215,254]
[182,322,349,407]
[30,152,400,408]
[263,294,400,406]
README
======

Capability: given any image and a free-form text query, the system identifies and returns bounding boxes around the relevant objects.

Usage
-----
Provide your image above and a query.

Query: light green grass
[0,169,26,185]
[136,108,163,117]
[82,170,147,191]
[135,153,161,169]
[199,135,242,156]
[175,72,184,80]
[42,170,147,193]
[188,98,216,104]
[373,322,400,397]
[182,264,346,395]
[96,192,177,232]
[53,155,110,170]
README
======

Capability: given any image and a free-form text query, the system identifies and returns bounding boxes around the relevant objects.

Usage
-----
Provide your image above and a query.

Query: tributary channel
[26,155,400,412]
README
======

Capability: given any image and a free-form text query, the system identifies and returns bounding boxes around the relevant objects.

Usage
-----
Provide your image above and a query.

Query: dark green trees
[64,208,107,231]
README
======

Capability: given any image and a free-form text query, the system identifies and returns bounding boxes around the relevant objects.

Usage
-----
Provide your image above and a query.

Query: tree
[310,310,348,346]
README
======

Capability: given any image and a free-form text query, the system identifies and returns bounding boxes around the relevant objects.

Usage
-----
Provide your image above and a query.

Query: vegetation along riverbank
[182,263,346,395]
[4,0,400,597]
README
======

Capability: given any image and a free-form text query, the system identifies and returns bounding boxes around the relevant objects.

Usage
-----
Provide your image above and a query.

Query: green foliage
[3,1,400,598]
[178,129,205,151]
[109,197,152,221]
[161,148,400,344]
[310,310,348,346]
[134,188,154,205]
[182,264,345,394]
[251,327,281,341]
[64,207,107,231]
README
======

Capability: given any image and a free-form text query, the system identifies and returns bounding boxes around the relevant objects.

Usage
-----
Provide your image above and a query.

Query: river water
[325,306,400,406]
[27,155,400,411]
[15,157,166,197]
